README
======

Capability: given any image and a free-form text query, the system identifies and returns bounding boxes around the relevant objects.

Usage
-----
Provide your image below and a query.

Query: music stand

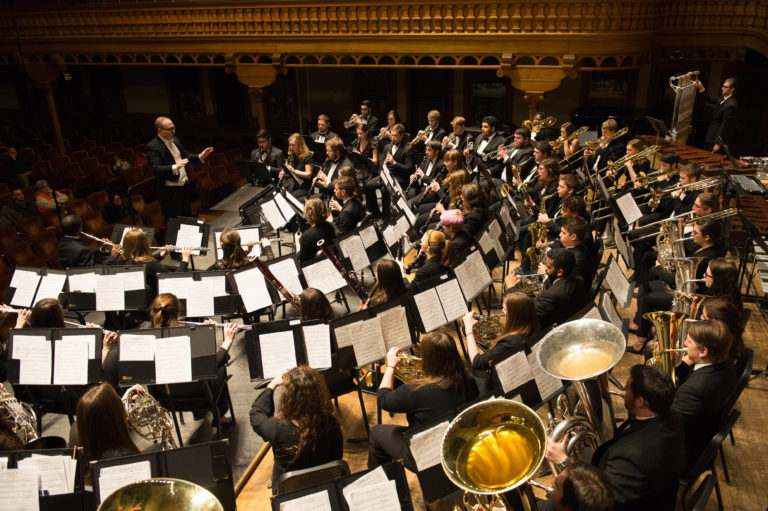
[646,116,671,146]
[234,160,272,187]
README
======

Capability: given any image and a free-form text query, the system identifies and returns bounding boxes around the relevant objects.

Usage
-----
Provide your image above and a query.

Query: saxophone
[525,193,555,269]
[0,386,38,444]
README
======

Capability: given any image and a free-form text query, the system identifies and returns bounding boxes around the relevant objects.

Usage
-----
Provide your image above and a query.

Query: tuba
[0,386,38,444]
[643,311,688,384]
[124,388,178,450]
[441,399,546,510]
[98,478,223,511]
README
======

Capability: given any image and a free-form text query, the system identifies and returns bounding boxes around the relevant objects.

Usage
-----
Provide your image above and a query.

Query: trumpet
[550,125,588,150]
[408,126,432,146]
[523,115,556,132]
[374,125,392,143]
[343,113,360,129]
[583,127,629,152]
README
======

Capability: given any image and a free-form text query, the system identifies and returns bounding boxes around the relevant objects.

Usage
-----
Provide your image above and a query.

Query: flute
[149,245,210,252]
[0,306,24,314]
[64,320,114,334]
[179,320,252,332]
[81,231,115,246]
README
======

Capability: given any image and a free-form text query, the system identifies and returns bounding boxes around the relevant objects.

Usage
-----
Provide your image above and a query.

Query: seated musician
[310,114,339,144]
[299,288,335,323]
[412,152,468,232]
[118,228,191,295]
[546,365,685,511]
[349,123,379,172]
[412,229,455,287]
[535,461,614,511]
[497,127,534,181]
[375,109,399,144]
[279,133,315,199]
[464,115,505,175]
[560,195,595,256]
[556,216,595,285]
[313,137,353,195]
[604,138,651,190]
[329,175,365,235]
[249,366,343,488]
[556,122,581,169]
[442,116,470,153]
[364,123,414,221]
[535,173,580,246]
[512,140,552,188]
[439,208,474,256]
[462,291,540,381]
[518,158,560,273]
[406,140,445,200]
[295,198,335,263]
[58,214,120,268]
[531,111,558,142]
[410,109,447,152]
[637,152,681,219]
[210,228,260,270]
[672,319,736,472]
[584,118,625,174]
[701,297,746,365]
[360,259,408,309]
[459,183,489,238]
[347,99,379,134]
[249,129,285,184]
[367,332,478,471]
[506,249,586,329]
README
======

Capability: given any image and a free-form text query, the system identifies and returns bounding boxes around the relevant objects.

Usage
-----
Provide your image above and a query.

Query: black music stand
[4,447,86,511]
[646,115,671,146]
[234,159,272,187]
[110,224,155,245]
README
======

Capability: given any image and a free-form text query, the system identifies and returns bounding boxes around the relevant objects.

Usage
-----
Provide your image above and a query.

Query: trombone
[596,145,661,176]
[583,127,629,152]
[624,207,738,242]
[550,125,588,151]
[408,126,431,146]
[523,115,556,132]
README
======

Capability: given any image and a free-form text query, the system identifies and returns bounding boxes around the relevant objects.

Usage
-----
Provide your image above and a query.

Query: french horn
[123,388,177,450]
[0,386,38,444]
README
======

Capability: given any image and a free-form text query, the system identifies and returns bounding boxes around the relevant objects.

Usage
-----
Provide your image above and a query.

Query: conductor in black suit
[364,124,414,220]
[695,77,738,153]
[58,214,119,268]
[546,364,685,511]
[330,175,365,235]
[673,319,736,472]
[146,116,213,219]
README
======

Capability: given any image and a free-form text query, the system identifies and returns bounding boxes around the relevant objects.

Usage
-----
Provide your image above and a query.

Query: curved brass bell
[97,478,224,511]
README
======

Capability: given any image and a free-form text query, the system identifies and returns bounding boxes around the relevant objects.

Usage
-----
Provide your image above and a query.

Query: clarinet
[316,239,368,301]
[250,258,302,311]
[404,248,426,274]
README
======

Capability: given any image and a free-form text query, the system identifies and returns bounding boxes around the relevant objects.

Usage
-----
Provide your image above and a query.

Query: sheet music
[615,193,643,225]
[412,288,447,332]
[33,272,66,303]
[53,338,89,385]
[0,467,40,511]
[268,258,305,298]
[279,490,333,511]
[17,455,73,495]
[488,220,506,260]
[95,274,125,311]
[259,330,298,379]
[528,344,564,399]
[154,336,192,384]
[11,335,47,359]
[332,321,356,349]
[15,338,51,385]
[600,292,623,330]
[499,204,515,233]
[453,250,493,301]
[339,235,371,272]
[119,270,145,292]
[233,266,273,313]
[436,279,468,322]
[359,224,379,248]
[68,271,97,293]
[215,227,261,260]
[302,323,332,370]
[157,275,195,297]
[274,192,296,222]
[582,306,604,321]
[119,226,133,244]
[342,466,389,504]
[394,214,411,239]
[261,199,287,229]
[605,258,632,309]
[478,230,495,257]
[397,197,416,226]
[378,305,413,350]
[345,480,400,511]
[97,461,152,503]
[201,275,228,297]
[119,334,156,361]
[9,269,40,307]
[283,190,305,212]
[176,223,204,255]
[347,316,387,367]
[302,258,347,295]
[60,334,97,358]
[409,421,451,471]
[494,351,534,394]
[613,218,632,268]
[184,280,215,317]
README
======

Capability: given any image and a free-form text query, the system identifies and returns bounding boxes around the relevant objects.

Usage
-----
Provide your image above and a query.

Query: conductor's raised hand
[200,147,214,160]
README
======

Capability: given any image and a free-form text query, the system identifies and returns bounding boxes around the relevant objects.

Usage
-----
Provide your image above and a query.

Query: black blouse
[377,380,478,428]
[297,222,336,262]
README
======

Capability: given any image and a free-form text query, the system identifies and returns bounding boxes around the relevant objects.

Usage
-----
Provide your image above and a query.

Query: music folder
[116,325,217,385]
[166,216,210,256]
[110,223,155,245]
[239,184,275,226]
[336,221,388,273]
[474,214,510,270]
[5,266,67,308]
[2,447,86,511]
[157,270,238,318]
[451,245,493,302]
[234,159,272,186]
[403,412,458,503]
[62,265,148,312]
[245,319,316,381]
[409,273,469,333]
[92,440,235,510]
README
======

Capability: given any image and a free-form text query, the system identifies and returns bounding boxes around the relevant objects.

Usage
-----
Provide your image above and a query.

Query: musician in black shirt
[249,129,285,184]
[295,198,335,262]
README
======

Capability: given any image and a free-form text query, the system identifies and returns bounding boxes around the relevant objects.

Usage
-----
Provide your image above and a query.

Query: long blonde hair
[288,133,310,163]
[121,229,155,263]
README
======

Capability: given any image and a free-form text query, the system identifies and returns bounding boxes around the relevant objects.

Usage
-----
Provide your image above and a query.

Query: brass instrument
[499,183,534,217]
[626,205,737,242]
[0,386,38,444]
[393,346,423,384]
[440,399,546,511]
[343,113,360,129]
[98,478,223,511]
[644,177,722,204]
[636,167,680,189]
[317,239,369,301]
[460,314,505,353]
[123,387,177,450]
[522,116,557,132]
[374,125,392,143]
[409,126,432,146]
[583,127,629,152]
[517,273,547,298]
[251,257,302,311]
[643,311,688,384]
[601,145,661,175]
[442,132,460,150]
[525,194,555,269]
[464,140,474,168]
[550,125,588,150]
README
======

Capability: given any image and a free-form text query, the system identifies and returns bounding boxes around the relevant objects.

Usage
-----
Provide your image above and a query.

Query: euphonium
[393,347,423,384]
[124,388,177,450]
[0,386,38,444]
[523,116,556,132]
[643,311,688,384]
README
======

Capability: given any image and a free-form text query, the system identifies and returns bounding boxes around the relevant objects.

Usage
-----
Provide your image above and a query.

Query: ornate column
[499,54,578,121]
[25,62,66,156]
[226,56,280,130]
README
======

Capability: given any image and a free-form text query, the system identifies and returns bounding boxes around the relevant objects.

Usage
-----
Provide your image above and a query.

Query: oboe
[250,258,302,311]
[179,320,252,332]
[316,239,369,301]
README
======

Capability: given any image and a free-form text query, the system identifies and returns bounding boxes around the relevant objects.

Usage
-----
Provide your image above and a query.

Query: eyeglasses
[161,126,175,131]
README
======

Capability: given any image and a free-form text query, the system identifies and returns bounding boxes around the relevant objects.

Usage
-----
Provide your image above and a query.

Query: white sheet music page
[478,230,495,257]
[381,224,397,247]
[397,197,417,226]
[176,223,204,255]
[60,333,97,359]
[494,351,534,394]
[488,220,506,260]
[436,279,469,323]
[605,258,632,309]
[528,344,564,399]
[259,330,297,379]
[119,334,156,361]
[53,339,89,385]
[303,258,347,295]
[342,466,389,504]
[16,338,52,385]
[97,461,152,503]
[0,467,40,511]
[582,306,604,321]
[349,316,387,367]
[409,420,451,471]
[378,305,413,351]
[95,274,125,311]
[613,218,632,268]
[600,292,624,329]
[67,271,97,293]
[261,199,287,229]
[274,192,297,222]
[233,266,273,313]
[201,275,228,297]
[359,224,379,248]
[185,280,215,317]
[301,323,332,370]
[154,336,192,384]
[345,480,400,511]
[338,235,371,272]
[157,275,194,298]
[119,270,145,292]
[279,489,333,511]
[33,272,66,304]
[268,258,305,298]
[615,193,643,225]
[453,250,492,301]
[412,287,447,332]
[332,322,356,349]
[17,455,70,495]
[9,269,40,308]
[11,335,47,359]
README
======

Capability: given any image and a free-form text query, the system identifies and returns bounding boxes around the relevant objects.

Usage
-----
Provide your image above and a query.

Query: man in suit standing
[364,124,414,220]
[250,129,285,184]
[673,319,736,472]
[58,214,119,268]
[546,364,685,511]
[696,77,738,153]
[310,114,339,144]
[330,175,365,234]
[146,116,213,219]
